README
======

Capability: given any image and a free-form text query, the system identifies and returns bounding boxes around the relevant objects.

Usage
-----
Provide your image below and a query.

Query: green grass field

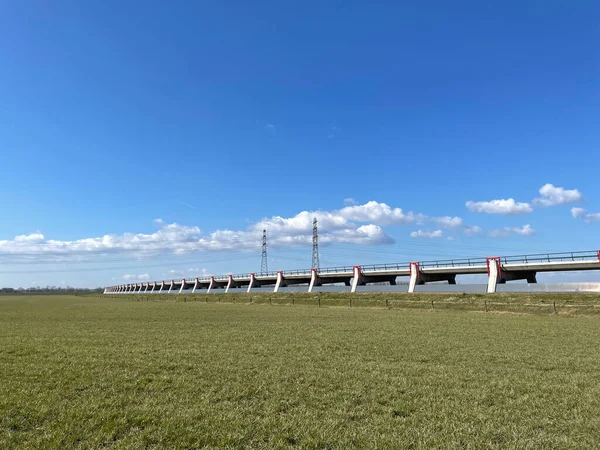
[2,294,600,449]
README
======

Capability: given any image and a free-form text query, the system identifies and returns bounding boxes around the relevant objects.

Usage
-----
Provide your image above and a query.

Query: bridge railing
[500,250,599,265]
[230,273,252,279]
[318,265,354,274]
[281,269,313,276]
[419,258,488,269]
[363,262,410,271]
[256,271,279,277]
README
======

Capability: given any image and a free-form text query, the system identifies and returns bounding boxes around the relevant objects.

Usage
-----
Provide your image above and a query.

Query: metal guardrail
[108,250,600,289]
[500,250,599,264]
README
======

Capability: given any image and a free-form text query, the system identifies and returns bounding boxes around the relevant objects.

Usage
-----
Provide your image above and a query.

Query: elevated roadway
[104,250,600,295]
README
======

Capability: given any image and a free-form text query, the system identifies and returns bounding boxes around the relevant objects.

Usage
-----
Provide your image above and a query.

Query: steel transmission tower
[312,218,320,270]
[260,229,268,275]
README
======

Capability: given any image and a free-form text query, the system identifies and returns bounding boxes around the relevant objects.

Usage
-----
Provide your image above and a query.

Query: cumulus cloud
[123,273,149,281]
[466,199,533,214]
[14,233,45,243]
[571,208,600,223]
[464,225,483,236]
[433,216,463,228]
[410,230,443,239]
[0,201,466,261]
[343,198,357,206]
[533,184,582,206]
[489,224,536,237]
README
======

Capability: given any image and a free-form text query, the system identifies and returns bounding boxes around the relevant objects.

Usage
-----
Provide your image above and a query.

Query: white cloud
[343,198,357,206]
[0,201,466,261]
[14,233,45,243]
[533,184,582,206]
[466,199,532,215]
[123,273,149,281]
[433,216,463,228]
[571,208,600,223]
[410,229,443,239]
[338,201,427,225]
[464,225,483,236]
[265,123,276,135]
[490,224,536,237]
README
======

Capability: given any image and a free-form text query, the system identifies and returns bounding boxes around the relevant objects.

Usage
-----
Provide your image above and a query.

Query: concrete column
[408,262,420,293]
[144,282,149,293]
[487,257,501,293]
[207,276,215,294]
[274,271,285,293]
[192,277,199,293]
[247,273,257,293]
[351,266,363,293]
[308,268,321,293]
[168,280,174,294]
[158,281,165,294]
[137,283,143,294]
[151,282,156,293]
[178,279,185,294]
[225,274,234,294]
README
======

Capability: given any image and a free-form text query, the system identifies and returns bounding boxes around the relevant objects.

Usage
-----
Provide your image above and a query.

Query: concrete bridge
[104,250,600,295]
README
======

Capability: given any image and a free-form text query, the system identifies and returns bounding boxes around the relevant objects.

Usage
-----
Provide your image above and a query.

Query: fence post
[318,294,321,308]
[553,301,557,314]
[485,299,488,313]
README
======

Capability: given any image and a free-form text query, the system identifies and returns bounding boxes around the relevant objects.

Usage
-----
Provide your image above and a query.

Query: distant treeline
[0,287,104,294]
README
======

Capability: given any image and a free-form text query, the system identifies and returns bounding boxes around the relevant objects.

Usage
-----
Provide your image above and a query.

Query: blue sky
[0,1,599,287]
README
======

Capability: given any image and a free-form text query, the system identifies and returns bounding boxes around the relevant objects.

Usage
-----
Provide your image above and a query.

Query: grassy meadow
[2,293,600,449]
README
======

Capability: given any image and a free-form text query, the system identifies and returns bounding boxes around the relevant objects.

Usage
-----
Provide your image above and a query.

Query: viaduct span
[104,250,600,295]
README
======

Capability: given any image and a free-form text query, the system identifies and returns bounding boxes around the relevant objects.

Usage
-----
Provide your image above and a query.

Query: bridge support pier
[308,269,321,293]
[351,266,363,293]
[192,278,200,293]
[247,273,259,293]
[487,257,537,293]
[168,280,174,294]
[226,274,241,293]
[178,280,185,294]
[274,271,286,293]
[352,266,397,292]
[151,282,157,293]
[408,262,456,293]
[207,277,215,294]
